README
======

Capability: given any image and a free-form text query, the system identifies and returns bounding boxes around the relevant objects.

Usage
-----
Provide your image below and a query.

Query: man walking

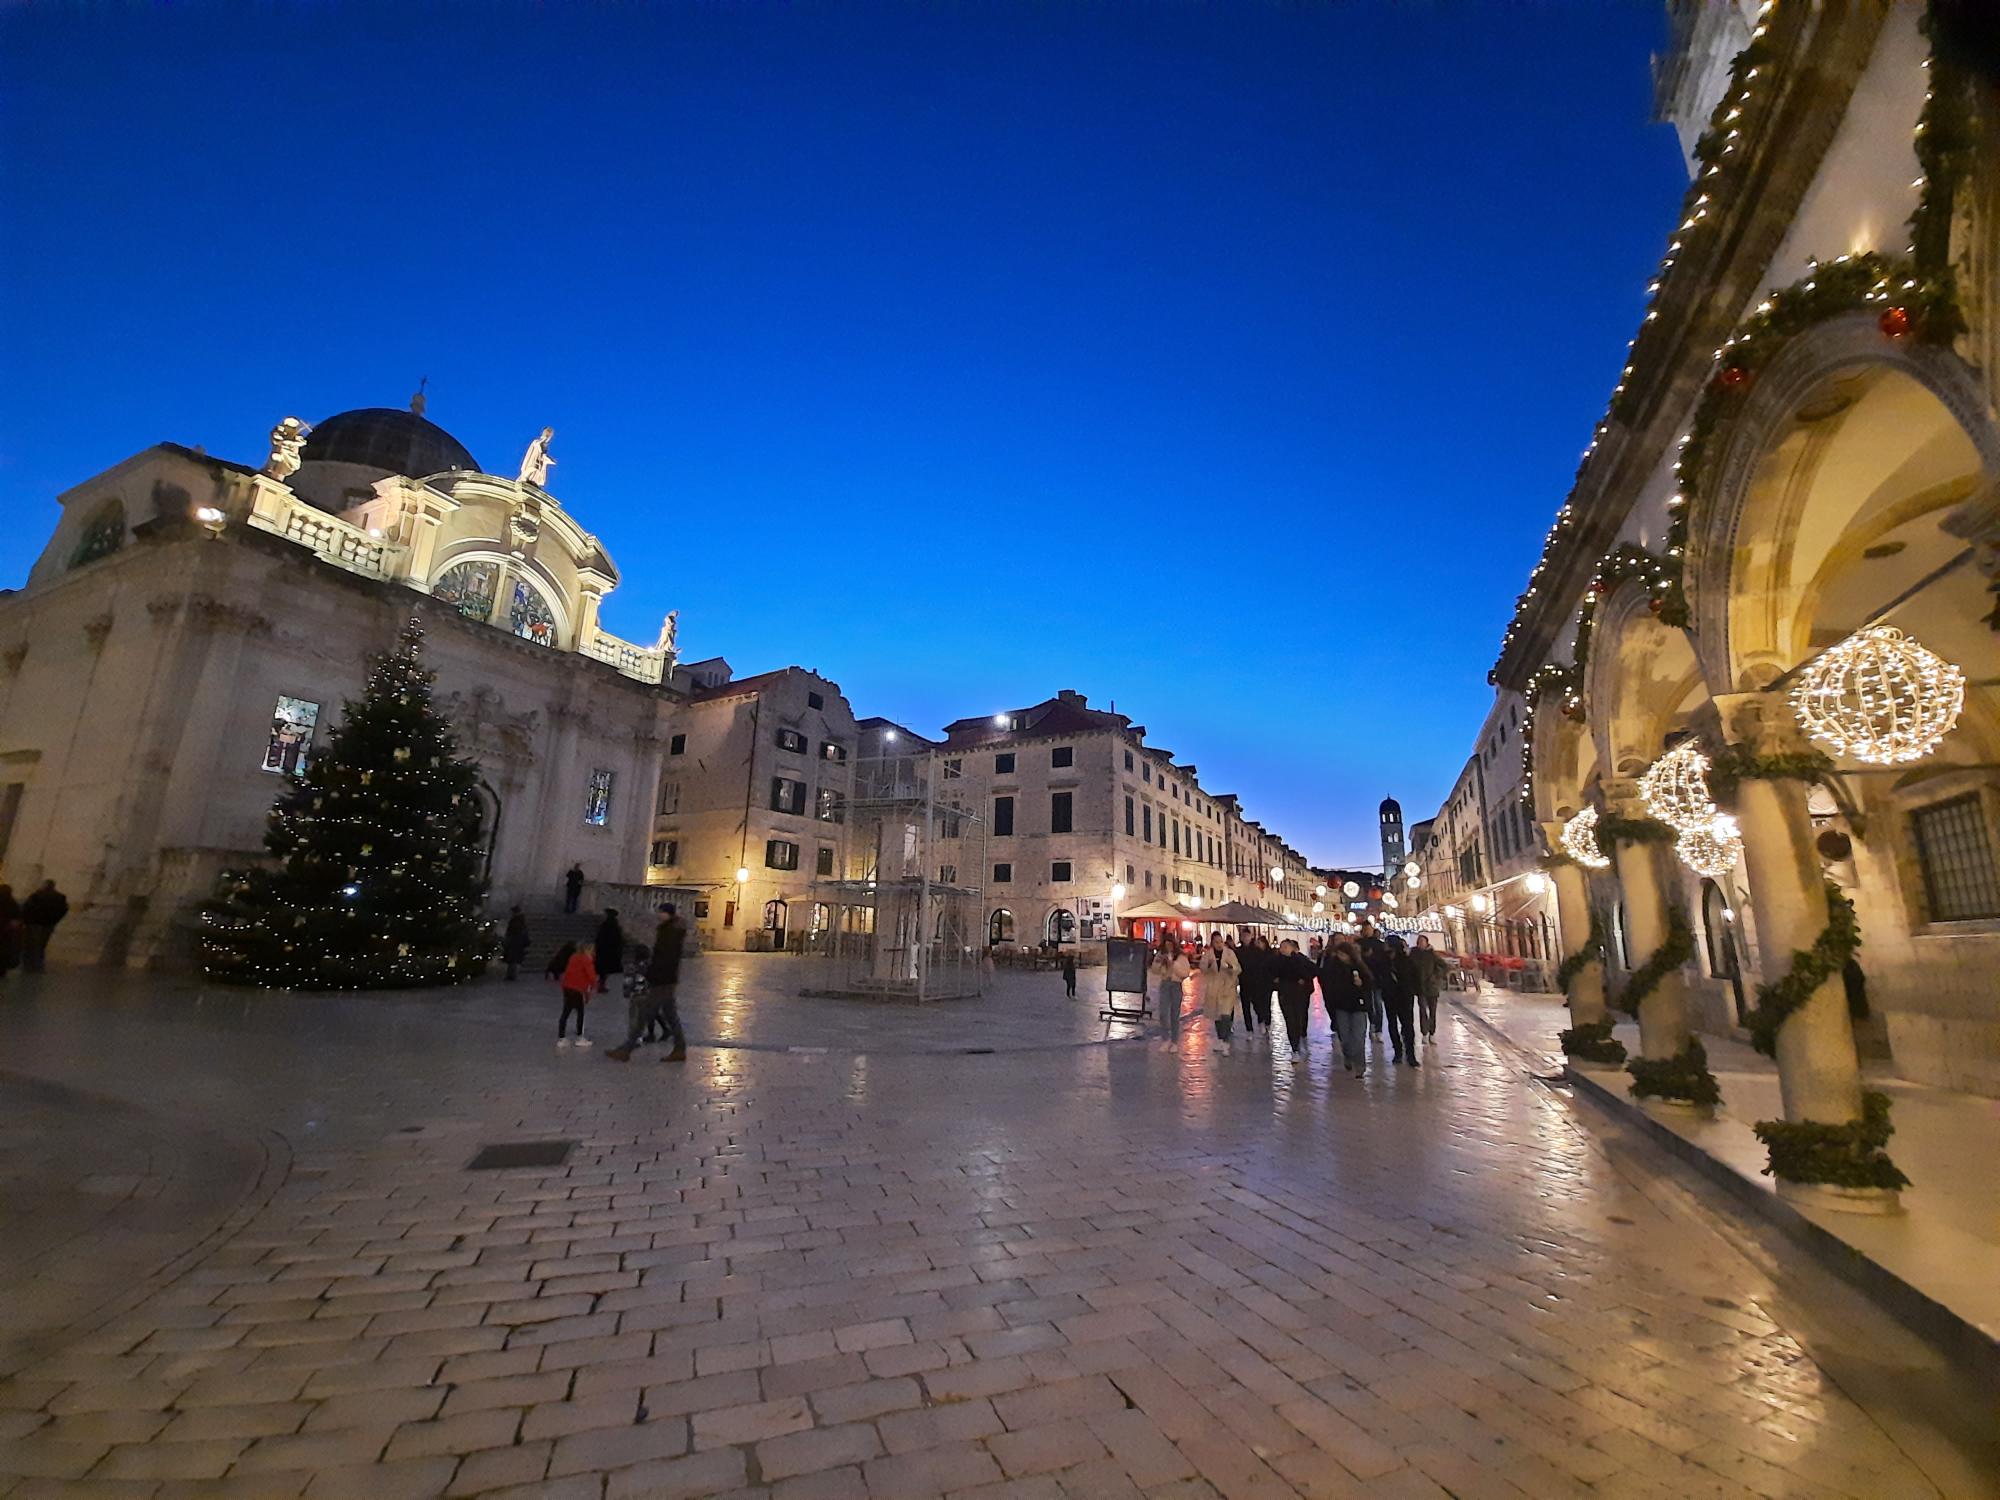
[20,879,68,973]
[608,903,688,1063]
[1355,921,1392,1039]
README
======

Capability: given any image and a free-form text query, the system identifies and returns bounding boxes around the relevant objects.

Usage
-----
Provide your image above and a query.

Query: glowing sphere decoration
[1790,626,1964,765]
[1559,808,1612,870]
[1639,741,1716,832]
[1342,880,1360,898]
[1676,813,1743,878]
[1381,893,1398,910]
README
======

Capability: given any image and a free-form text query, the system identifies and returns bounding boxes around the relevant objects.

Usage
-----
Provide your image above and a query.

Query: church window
[69,499,126,569]
[508,578,557,646]
[584,769,614,826]
[262,696,320,778]
[433,560,499,622]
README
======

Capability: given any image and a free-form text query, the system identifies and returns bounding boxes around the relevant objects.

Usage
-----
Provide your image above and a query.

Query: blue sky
[1,2,1683,868]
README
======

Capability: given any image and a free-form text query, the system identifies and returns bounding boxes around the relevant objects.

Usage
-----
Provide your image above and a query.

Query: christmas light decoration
[1790,625,1964,764]
[1676,813,1743,878]
[1560,808,1611,870]
[1639,741,1717,831]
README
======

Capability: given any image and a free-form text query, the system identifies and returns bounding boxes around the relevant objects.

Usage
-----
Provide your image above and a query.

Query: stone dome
[300,407,479,480]
[1380,795,1402,816]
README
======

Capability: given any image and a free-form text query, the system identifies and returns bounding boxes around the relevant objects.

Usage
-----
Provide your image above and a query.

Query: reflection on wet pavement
[0,965,1992,1497]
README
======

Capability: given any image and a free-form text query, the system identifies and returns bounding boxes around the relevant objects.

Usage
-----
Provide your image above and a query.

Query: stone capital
[1711,691,1816,754]
[1599,777,1648,819]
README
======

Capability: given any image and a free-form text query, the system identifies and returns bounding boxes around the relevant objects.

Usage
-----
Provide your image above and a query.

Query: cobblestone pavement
[1,966,1995,1499]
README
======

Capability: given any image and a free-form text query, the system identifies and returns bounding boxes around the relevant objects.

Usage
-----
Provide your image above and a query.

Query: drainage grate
[466,1140,574,1171]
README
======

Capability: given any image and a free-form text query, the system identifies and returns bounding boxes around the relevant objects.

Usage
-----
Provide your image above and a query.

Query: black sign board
[1101,937,1152,1022]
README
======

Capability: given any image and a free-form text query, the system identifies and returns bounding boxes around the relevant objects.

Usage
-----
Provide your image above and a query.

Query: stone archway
[1688,312,2000,1124]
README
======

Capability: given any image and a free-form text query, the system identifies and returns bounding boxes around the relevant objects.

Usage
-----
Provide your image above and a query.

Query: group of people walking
[1148,922,1444,1075]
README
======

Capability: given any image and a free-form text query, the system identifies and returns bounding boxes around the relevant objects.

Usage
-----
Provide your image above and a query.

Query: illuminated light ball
[1560,808,1612,870]
[1315,884,1326,897]
[1404,861,1419,877]
[735,866,751,884]
[1342,880,1360,898]
[1406,873,1421,889]
[1381,893,1398,911]
[1469,894,1489,914]
[1639,741,1717,832]
[1268,865,1284,884]
[1676,813,1743,878]
[1312,901,1325,914]
[1878,305,1912,339]
[1523,872,1547,895]
[1111,883,1126,902]
[1790,625,1964,765]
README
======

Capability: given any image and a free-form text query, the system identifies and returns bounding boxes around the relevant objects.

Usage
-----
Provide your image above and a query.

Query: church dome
[300,407,479,480]
[1380,795,1402,816]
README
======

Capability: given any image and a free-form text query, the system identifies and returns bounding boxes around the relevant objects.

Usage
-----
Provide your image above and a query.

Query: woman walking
[1411,934,1445,1043]
[1273,938,1317,1057]
[1199,932,1241,1054]
[1319,937,1372,1076]
[1152,937,1192,1052]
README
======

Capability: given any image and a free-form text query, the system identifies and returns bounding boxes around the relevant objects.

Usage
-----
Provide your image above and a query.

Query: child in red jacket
[558,948,598,1048]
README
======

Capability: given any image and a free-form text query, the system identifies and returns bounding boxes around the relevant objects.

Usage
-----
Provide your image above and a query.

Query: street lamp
[1111,883,1126,902]
[1523,872,1547,895]
[735,866,751,885]
[1470,893,1489,914]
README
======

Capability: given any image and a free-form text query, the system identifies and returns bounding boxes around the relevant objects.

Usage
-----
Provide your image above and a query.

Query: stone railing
[246,481,399,580]
[579,628,666,685]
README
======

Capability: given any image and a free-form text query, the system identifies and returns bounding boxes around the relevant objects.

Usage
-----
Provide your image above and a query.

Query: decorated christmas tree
[203,617,494,988]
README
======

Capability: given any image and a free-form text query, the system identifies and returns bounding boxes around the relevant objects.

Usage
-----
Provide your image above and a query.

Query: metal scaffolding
[802,749,987,1001]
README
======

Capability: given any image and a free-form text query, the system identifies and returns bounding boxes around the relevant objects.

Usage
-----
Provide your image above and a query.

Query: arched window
[68,499,126,569]
[989,909,1014,945]
[1701,880,1746,1023]
[508,577,557,646]
[1045,908,1076,946]
[763,899,788,932]
[433,560,499,622]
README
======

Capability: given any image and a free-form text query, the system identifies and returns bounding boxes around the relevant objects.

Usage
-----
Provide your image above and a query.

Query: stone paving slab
[1453,986,2000,1364]
[1,969,1996,1496]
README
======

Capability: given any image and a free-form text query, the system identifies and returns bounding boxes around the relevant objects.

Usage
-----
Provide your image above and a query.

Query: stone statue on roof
[264,416,312,481]
[517,427,556,487]
[659,609,680,669]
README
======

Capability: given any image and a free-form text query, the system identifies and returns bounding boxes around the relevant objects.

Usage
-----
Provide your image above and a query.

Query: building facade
[1432,0,2000,1170]
[0,404,675,965]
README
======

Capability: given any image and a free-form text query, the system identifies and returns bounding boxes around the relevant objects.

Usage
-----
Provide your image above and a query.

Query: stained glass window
[69,500,126,569]
[432,560,498,622]
[262,696,320,778]
[585,768,614,827]
[509,579,557,646]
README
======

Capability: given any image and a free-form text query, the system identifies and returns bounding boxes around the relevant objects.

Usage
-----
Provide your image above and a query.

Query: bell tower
[1379,795,1405,879]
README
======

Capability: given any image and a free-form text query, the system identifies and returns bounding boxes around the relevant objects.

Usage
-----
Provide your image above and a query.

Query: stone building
[1444,2,2000,1198]
[647,663,860,952]
[936,691,1315,949]
[0,402,676,965]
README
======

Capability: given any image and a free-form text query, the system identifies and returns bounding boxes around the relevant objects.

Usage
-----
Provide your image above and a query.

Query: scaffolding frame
[803,749,987,1002]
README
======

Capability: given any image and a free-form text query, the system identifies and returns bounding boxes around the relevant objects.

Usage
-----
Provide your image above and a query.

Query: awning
[1116,900,1192,921]
[1205,900,1285,924]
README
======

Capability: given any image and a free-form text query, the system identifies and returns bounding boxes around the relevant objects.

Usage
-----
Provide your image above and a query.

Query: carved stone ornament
[440,685,542,765]
[82,614,114,652]
[0,642,26,675]
[508,511,542,551]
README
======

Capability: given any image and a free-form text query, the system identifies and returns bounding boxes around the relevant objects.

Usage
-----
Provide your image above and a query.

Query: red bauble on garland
[1878,305,1912,339]
[1715,364,1752,393]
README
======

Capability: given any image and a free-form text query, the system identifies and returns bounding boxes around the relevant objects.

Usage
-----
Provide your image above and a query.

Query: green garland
[1910,5,1975,277]
[1742,882,1860,1057]
[1615,906,1693,1016]
[1554,905,1607,993]
[1755,1091,1909,1191]
[1559,1015,1627,1066]
[1627,1037,1722,1107]
[1707,744,1833,807]
[1594,811,1676,847]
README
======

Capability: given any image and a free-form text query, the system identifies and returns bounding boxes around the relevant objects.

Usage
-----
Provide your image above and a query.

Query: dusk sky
[1,2,1685,869]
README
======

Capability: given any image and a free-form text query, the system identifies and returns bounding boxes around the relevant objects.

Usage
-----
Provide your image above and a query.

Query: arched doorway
[1700,879,1746,1023]
[762,898,788,950]
[1045,908,1076,947]
[988,909,1014,946]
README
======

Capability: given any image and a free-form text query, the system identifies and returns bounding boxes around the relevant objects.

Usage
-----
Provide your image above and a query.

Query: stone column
[1604,781,1690,1061]
[1714,695,1863,1127]
[1544,842,1606,1025]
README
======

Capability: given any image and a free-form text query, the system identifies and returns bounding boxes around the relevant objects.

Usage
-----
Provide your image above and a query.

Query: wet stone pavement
[0,959,1995,1499]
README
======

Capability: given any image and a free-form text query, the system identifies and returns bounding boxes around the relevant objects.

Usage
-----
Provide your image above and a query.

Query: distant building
[1377,796,1405,879]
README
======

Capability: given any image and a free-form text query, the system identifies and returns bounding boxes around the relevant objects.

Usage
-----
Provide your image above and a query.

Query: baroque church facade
[0,401,675,966]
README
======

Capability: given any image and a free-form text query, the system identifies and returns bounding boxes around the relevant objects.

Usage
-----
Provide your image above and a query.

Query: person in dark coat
[1273,939,1318,1057]
[610,903,689,1062]
[1355,923,1392,1039]
[1318,937,1372,1076]
[1234,936,1263,1041]
[1410,934,1446,1042]
[1381,935,1420,1066]
[20,879,68,974]
[593,909,624,994]
[501,906,530,981]
[1060,951,1078,999]
[0,885,20,978]
[563,864,585,914]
